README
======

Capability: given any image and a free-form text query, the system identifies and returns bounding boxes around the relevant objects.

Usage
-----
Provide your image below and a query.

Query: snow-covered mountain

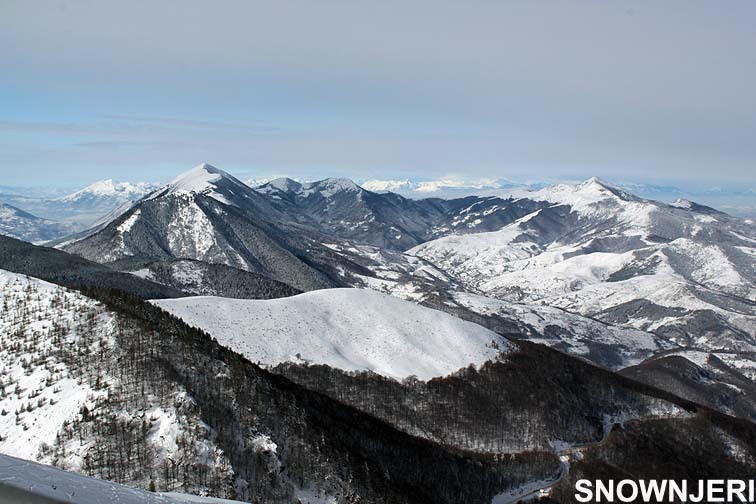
[152,288,509,380]
[0,202,75,243]
[255,176,545,250]
[57,179,156,207]
[449,292,675,369]
[4,232,756,501]
[0,179,156,234]
[60,164,337,291]
[60,166,541,292]
[409,177,756,357]
[255,176,448,250]
[620,350,756,420]
[48,165,756,412]
[360,179,415,192]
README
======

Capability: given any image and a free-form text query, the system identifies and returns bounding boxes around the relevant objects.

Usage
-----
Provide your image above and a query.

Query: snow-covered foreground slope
[0,270,108,462]
[0,453,242,504]
[152,288,510,380]
[0,269,237,497]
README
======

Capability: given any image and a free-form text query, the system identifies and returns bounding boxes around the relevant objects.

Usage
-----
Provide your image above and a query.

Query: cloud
[0,1,755,185]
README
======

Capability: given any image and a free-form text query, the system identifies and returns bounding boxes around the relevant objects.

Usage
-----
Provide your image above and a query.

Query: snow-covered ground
[453,292,674,368]
[0,270,109,465]
[0,453,242,504]
[408,178,756,349]
[0,269,236,497]
[152,288,510,380]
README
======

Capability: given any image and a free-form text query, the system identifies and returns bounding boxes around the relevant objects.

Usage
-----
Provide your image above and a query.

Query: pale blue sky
[1,0,755,188]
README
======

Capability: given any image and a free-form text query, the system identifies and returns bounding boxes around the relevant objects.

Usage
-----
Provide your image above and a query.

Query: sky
[1,0,755,190]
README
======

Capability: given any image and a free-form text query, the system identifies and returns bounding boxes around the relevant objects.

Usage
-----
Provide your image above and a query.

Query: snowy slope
[452,292,675,368]
[0,453,242,504]
[0,270,110,463]
[409,178,756,352]
[152,288,510,380]
[0,269,235,496]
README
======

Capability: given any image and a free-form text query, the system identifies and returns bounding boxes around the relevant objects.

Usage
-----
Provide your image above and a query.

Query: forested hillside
[1,269,560,503]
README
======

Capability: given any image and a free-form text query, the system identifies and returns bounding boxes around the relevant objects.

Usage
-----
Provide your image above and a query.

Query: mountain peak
[57,179,156,203]
[307,178,362,195]
[319,177,361,187]
[88,179,116,191]
[264,177,304,193]
[580,176,615,190]
[59,179,117,200]
[671,198,694,209]
[576,176,639,202]
[198,162,221,173]
[670,198,724,215]
[166,163,233,194]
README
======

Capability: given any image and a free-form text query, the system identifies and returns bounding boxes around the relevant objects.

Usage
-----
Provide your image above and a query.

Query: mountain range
[1,162,756,502]
[0,202,76,243]
[360,177,756,217]
[0,179,157,240]
[34,165,756,395]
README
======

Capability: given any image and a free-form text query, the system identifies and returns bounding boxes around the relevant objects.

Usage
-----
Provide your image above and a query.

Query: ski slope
[152,288,509,380]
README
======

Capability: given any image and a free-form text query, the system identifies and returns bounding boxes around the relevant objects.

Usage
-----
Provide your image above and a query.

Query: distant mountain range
[360,177,756,217]
[0,179,158,239]
[0,202,76,243]
[2,172,753,245]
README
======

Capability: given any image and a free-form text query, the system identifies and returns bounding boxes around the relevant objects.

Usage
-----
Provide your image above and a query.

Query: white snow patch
[116,209,141,233]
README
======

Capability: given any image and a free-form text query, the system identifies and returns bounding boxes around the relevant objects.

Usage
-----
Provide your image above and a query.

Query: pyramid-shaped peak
[197,162,222,173]
[167,163,236,194]
[580,176,615,189]
[578,176,637,198]
[183,162,225,177]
